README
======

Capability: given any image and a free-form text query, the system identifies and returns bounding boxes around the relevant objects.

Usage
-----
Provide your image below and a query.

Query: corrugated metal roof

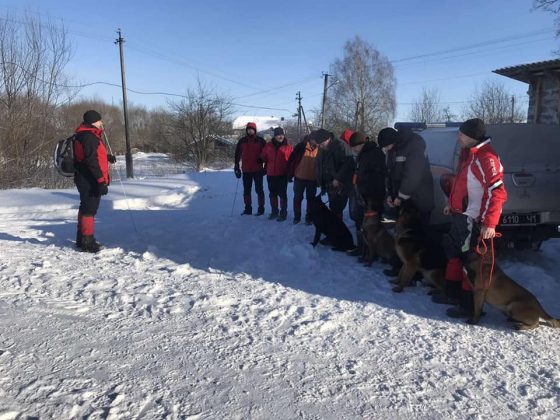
[493,59,560,83]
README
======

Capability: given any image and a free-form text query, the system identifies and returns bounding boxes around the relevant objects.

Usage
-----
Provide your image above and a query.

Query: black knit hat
[349,132,366,147]
[83,110,102,125]
[273,127,284,136]
[377,127,399,148]
[311,128,333,144]
[459,118,486,141]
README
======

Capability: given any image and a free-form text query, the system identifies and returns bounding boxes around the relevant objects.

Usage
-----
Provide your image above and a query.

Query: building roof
[493,59,560,83]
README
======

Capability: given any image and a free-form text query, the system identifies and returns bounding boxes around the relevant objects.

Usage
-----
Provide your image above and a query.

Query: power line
[390,28,554,64]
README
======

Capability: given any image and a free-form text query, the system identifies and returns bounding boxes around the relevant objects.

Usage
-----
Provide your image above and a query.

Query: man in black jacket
[311,129,355,219]
[346,132,387,257]
[73,110,115,253]
[378,126,435,275]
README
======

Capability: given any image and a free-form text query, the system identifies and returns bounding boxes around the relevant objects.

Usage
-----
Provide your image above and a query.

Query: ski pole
[103,132,138,235]
[231,177,240,217]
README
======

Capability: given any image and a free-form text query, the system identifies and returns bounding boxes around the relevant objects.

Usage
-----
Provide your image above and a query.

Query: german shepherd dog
[390,201,446,293]
[360,201,395,266]
[464,254,560,330]
[308,194,354,251]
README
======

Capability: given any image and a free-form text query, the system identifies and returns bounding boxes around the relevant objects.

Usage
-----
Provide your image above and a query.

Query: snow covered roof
[232,115,283,131]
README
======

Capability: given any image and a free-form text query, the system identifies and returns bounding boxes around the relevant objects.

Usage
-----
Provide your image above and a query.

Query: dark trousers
[75,172,101,237]
[443,213,479,260]
[267,175,288,211]
[293,178,317,217]
[75,173,101,216]
[242,171,265,208]
[443,213,480,295]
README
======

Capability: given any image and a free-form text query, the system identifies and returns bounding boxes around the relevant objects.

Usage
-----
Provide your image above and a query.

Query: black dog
[308,194,354,251]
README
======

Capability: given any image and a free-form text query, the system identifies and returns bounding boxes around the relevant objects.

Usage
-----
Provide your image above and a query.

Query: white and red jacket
[449,138,507,228]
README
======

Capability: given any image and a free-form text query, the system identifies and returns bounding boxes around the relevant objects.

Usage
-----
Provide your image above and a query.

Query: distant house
[493,59,560,125]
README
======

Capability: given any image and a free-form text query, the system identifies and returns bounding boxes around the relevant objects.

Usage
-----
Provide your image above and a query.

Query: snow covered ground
[0,159,559,419]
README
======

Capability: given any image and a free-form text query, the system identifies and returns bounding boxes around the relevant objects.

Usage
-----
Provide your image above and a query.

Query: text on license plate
[500,214,540,225]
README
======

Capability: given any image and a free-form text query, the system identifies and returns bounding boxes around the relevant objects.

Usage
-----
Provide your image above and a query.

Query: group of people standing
[233,118,507,321]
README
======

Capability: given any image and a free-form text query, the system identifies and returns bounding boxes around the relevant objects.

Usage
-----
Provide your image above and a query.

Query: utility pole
[295,91,309,138]
[296,91,303,138]
[115,29,133,178]
[321,72,330,129]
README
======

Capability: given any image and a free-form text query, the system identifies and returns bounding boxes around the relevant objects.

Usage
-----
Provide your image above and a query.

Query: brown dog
[464,254,560,330]
[391,201,446,293]
[360,210,395,266]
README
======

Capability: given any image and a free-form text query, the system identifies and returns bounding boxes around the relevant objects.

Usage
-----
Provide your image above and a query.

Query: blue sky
[0,0,558,123]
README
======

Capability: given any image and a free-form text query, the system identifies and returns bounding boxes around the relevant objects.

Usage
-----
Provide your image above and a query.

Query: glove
[98,182,109,196]
[234,166,241,179]
[260,166,267,176]
[107,154,117,164]
[288,176,293,183]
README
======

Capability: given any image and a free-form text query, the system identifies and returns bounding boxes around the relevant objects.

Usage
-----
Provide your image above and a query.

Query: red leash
[474,232,502,291]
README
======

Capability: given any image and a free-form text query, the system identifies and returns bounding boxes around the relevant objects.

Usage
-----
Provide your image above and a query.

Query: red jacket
[261,140,293,176]
[234,135,266,173]
[449,139,507,228]
[74,124,109,185]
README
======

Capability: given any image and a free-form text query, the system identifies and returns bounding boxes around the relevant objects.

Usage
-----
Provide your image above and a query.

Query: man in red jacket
[234,122,266,215]
[260,127,293,221]
[74,110,115,253]
[432,118,507,319]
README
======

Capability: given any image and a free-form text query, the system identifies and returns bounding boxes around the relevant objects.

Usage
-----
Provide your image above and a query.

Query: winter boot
[293,216,301,224]
[277,209,287,222]
[80,235,101,253]
[431,281,461,305]
[304,213,313,225]
[446,290,475,319]
[255,206,265,216]
[346,228,363,257]
[76,230,83,248]
[241,205,252,215]
[268,210,279,220]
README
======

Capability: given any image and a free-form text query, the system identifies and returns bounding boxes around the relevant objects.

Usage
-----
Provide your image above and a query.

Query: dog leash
[474,232,502,291]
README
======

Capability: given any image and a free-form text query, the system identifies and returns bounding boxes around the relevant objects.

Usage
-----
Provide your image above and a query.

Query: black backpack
[53,134,76,177]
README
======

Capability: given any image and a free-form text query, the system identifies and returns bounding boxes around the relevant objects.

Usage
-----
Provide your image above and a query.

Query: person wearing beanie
[433,118,508,321]
[286,134,318,224]
[310,128,354,219]
[234,122,266,215]
[260,127,293,221]
[378,125,435,277]
[346,132,387,258]
[73,110,111,253]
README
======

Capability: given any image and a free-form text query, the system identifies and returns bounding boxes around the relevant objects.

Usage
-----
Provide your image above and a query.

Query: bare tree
[462,80,525,124]
[168,80,233,171]
[534,0,560,51]
[408,87,444,123]
[442,106,458,122]
[326,36,396,136]
[0,12,73,188]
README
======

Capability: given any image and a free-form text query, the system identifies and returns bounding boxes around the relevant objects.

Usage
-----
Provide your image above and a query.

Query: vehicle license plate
[499,213,540,226]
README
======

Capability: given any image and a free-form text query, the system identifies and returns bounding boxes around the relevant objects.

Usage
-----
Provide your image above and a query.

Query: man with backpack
[74,110,114,253]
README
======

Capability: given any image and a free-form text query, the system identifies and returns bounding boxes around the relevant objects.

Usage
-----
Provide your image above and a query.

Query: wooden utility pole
[115,29,133,178]
[321,72,330,129]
